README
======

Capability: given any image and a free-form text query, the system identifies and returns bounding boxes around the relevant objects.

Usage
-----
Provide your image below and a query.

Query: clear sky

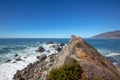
[0,0,120,38]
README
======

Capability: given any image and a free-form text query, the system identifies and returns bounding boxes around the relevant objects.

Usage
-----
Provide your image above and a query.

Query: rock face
[13,35,120,80]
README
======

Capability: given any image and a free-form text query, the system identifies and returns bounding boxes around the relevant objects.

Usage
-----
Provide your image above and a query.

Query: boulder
[5,59,11,63]
[14,54,18,57]
[16,58,22,61]
[46,50,50,53]
[36,46,45,52]
[50,44,62,52]
[36,54,47,61]
[55,47,62,52]
[60,43,65,46]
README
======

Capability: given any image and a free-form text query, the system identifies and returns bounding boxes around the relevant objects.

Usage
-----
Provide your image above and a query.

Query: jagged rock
[14,54,18,57]
[55,46,62,52]
[60,43,65,46]
[5,59,11,63]
[54,35,120,80]
[49,44,56,48]
[16,58,22,61]
[36,46,45,52]
[46,50,50,53]
[50,44,62,52]
[36,54,47,61]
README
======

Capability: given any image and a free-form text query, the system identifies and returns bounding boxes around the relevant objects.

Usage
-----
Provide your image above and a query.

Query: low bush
[47,59,82,80]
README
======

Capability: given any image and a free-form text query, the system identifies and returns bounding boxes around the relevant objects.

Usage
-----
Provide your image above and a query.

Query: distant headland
[91,30,120,39]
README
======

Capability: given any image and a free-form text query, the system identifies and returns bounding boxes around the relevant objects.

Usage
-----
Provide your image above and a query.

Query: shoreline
[0,39,120,80]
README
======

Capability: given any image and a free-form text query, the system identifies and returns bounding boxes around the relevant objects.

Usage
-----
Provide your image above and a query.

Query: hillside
[91,30,120,39]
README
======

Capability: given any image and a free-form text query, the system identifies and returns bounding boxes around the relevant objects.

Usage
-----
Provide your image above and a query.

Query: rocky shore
[13,35,120,80]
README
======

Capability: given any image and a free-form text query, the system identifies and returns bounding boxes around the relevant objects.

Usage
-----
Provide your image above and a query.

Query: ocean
[0,38,120,80]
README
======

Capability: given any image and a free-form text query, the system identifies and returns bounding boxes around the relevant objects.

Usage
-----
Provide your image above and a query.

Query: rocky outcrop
[14,54,18,57]
[50,44,62,52]
[13,35,120,80]
[13,54,57,80]
[36,46,45,52]
[36,54,47,61]
[5,59,11,63]
[54,35,120,80]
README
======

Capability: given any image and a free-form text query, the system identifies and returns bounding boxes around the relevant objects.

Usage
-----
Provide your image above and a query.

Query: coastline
[0,43,63,80]
[0,38,120,80]
[13,35,120,80]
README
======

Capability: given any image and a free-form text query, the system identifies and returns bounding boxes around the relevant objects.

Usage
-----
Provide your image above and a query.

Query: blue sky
[0,0,120,38]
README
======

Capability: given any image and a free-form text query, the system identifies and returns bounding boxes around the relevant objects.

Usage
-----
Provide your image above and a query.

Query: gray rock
[46,50,50,53]
[5,59,11,63]
[36,46,45,52]
[14,54,18,57]
[60,43,65,46]
[50,44,62,52]
[50,45,56,48]
[16,58,22,61]
[36,54,47,61]
[56,47,62,52]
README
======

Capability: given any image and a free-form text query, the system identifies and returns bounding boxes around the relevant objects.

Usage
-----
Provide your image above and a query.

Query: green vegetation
[47,59,82,80]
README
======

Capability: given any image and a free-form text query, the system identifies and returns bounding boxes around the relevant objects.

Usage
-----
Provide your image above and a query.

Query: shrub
[47,59,82,80]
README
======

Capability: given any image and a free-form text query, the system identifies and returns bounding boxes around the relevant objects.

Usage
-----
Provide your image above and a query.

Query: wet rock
[54,45,62,52]
[36,46,45,52]
[36,54,47,61]
[60,43,65,46]
[16,58,22,61]
[27,63,33,67]
[13,61,16,63]
[14,54,18,57]
[46,50,50,53]
[56,47,62,52]
[50,44,56,48]
[5,59,11,63]
[50,44,62,52]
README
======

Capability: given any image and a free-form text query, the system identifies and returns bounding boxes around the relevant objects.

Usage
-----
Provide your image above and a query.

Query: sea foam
[105,52,120,57]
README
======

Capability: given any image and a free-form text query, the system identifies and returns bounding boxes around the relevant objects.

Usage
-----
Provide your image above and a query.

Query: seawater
[0,38,120,65]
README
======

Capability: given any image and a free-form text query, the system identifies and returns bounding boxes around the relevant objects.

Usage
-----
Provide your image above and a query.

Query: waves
[105,52,120,57]
[105,52,120,67]
[0,43,58,80]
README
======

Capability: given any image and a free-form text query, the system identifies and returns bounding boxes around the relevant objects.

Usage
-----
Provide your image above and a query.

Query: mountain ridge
[91,30,120,39]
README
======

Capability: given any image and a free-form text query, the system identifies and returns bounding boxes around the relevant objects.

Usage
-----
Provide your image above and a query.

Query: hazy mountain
[91,30,120,39]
